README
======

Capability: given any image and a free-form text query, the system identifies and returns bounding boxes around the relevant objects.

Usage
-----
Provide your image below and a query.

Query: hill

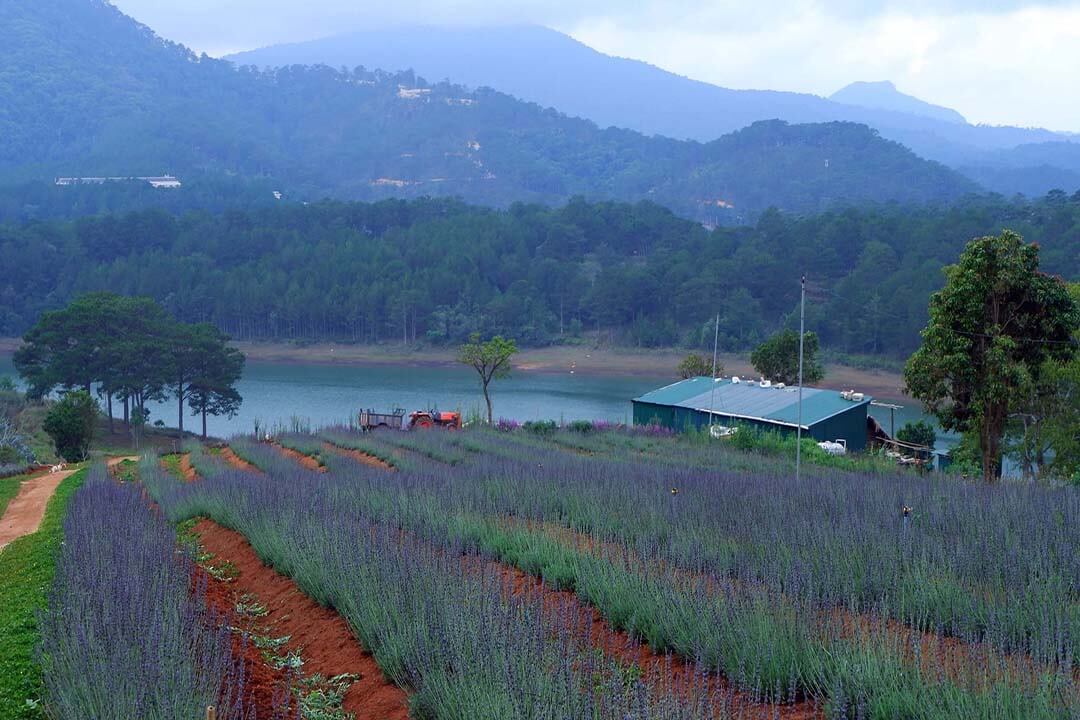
[830,81,966,125]
[230,25,1079,197]
[0,1,976,220]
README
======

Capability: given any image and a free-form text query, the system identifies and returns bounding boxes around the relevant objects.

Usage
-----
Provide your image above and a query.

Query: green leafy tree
[750,330,824,385]
[678,353,723,379]
[169,323,239,439]
[896,420,937,449]
[458,334,518,424]
[187,336,245,440]
[13,293,114,398]
[1010,283,1080,481]
[904,231,1078,481]
[42,390,98,462]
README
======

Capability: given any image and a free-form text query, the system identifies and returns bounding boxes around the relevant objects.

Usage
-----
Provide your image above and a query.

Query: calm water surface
[0,356,951,448]
[0,356,663,437]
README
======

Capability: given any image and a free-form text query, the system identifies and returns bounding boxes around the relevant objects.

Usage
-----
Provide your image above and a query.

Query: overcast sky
[111,0,1080,131]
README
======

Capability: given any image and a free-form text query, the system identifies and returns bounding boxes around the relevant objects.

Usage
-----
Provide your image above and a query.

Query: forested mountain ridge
[229,24,1079,197]
[0,0,977,220]
[1,193,1076,358]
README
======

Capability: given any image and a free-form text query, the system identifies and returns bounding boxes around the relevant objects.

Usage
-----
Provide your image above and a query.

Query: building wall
[632,401,869,451]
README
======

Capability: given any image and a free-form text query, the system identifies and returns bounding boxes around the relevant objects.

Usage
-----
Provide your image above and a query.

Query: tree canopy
[903,231,1079,481]
[14,293,245,438]
[458,334,518,424]
[0,194,1076,362]
[751,330,825,386]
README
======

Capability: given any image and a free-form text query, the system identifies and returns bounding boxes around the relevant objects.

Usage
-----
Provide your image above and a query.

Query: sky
[110,0,1080,131]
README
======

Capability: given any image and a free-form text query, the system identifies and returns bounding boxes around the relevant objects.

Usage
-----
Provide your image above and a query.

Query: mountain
[229,25,1079,196]
[0,0,978,221]
[830,81,966,125]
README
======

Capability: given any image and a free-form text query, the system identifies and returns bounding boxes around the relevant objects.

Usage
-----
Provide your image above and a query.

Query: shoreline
[0,338,912,402]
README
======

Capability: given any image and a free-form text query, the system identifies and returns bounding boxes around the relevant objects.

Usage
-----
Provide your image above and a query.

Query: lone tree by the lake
[751,330,824,385]
[458,334,517,424]
[904,230,1078,481]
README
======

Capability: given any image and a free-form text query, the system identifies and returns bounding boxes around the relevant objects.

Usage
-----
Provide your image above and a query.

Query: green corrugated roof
[634,377,871,428]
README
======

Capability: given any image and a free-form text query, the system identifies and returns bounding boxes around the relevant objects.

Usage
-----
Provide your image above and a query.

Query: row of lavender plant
[141,456,734,720]
[36,465,268,719]
[156,437,1078,719]
[396,426,1079,670]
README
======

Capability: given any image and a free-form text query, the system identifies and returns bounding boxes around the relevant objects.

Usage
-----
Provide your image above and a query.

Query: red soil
[161,453,198,482]
[195,566,291,718]
[271,443,326,473]
[492,556,821,719]
[524,517,1077,693]
[322,442,396,472]
[221,447,260,473]
[192,518,410,719]
[178,453,197,482]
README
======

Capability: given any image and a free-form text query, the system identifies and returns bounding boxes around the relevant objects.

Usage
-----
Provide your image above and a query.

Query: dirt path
[493,553,821,718]
[323,442,396,472]
[106,455,140,468]
[221,447,260,473]
[0,468,78,550]
[271,443,326,472]
[522,516,1076,693]
[193,518,410,719]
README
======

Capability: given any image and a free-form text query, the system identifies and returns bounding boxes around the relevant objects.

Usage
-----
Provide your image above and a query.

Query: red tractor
[408,410,462,430]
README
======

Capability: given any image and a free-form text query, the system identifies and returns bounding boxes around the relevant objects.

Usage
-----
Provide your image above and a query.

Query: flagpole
[796,275,806,482]
[708,313,720,431]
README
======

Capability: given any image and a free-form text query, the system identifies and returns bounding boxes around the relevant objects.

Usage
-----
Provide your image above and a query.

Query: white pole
[708,313,720,432]
[796,275,806,482]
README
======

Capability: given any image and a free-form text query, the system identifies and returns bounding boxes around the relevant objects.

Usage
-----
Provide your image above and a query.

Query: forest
[1,192,1077,360]
[0,0,976,221]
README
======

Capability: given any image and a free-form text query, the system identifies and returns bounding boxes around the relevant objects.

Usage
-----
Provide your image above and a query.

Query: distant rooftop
[633,377,871,429]
[55,175,181,188]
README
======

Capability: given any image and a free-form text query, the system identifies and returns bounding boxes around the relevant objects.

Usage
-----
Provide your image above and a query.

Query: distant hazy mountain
[230,25,1079,196]
[830,81,966,125]
[0,0,978,220]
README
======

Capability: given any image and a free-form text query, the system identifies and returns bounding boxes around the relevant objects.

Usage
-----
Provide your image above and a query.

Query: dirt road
[0,469,77,550]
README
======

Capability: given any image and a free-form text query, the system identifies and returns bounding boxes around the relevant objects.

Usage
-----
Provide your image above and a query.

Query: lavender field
[38,425,1080,719]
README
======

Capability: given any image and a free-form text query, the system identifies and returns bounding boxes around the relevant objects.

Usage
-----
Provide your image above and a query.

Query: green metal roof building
[632,377,873,451]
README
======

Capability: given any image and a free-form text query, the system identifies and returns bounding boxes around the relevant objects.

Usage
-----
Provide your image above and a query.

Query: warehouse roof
[633,377,871,429]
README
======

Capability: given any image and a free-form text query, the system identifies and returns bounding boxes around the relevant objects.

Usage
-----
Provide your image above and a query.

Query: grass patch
[0,468,86,719]
[0,472,29,518]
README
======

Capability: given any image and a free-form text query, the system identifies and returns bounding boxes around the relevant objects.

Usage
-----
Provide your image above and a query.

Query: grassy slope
[0,474,28,519]
[0,469,85,720]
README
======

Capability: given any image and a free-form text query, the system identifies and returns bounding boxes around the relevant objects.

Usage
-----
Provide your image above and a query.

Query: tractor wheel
[415,418,434,429]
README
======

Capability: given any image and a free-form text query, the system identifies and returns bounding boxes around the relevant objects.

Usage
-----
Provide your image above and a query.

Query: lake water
[0,355,952,448]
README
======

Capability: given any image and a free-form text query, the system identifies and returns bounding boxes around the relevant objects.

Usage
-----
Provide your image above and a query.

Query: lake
[0,355,952,448]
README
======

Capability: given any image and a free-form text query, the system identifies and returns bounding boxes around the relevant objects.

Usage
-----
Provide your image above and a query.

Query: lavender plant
[141,458,734,720]
[36,465,260,720]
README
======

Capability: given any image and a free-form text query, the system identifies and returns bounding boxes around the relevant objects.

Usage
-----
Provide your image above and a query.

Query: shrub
[566,420,595,434]
[523,420,558,436]
[42,391,98,462]
[897,420,937,449]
